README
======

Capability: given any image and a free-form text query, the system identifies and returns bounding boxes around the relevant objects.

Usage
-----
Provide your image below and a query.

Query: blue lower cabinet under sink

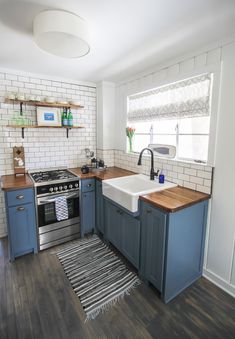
[104,197,140,269]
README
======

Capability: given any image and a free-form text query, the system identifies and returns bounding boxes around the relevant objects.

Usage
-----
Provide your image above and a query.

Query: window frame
[124,65,221,166]
[131,120,210,163]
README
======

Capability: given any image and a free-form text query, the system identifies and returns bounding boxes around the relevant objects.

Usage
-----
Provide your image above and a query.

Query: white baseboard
[203,268,235,298]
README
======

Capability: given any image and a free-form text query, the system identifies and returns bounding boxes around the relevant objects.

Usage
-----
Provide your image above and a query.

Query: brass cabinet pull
[17,206,25,211]
[16,195,24,200]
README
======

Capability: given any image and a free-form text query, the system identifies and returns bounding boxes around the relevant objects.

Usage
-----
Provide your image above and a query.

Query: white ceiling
[0,0,235,83]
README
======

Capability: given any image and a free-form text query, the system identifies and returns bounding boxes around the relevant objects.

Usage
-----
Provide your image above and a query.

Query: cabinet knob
[147,209,152,214]
[16,195,24,200]
[17,206,25,211]
[87,184,92,187]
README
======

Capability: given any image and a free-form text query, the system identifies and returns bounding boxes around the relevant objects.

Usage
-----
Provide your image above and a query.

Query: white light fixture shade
[33,10,90,58]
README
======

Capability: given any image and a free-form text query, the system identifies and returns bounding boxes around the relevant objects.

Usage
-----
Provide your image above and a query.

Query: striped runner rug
[57,235,141,320]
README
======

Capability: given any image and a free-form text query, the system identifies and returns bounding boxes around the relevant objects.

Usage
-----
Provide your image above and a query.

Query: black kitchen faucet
[137,148,159,180]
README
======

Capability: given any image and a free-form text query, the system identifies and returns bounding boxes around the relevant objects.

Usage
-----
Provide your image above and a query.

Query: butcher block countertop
[70,166,135,180]
[140,186,210,213]
[1,174,33,191]
[1,168,210,213]
[0,167,135,191]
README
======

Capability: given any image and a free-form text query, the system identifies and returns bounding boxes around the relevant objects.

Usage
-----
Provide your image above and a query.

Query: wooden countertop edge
[139,187,211,213]
[69,167,136,181]
[1,167,135,191]
[1,169,211,213]
[1,174,34,191]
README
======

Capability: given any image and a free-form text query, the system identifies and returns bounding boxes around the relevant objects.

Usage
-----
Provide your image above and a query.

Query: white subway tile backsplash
[189,176,204,185]
[184,168,197,176]
[6,74,17,81]
[197,170,212,179]
[0,70,96,237]
[113,150,213,195]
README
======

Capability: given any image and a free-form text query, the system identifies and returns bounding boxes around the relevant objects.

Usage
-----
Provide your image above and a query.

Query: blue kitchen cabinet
[122,211,140,269]
[104,198,140,269]
[95,180,104,234]
[104,199,122,250]
[140,203,166,292]
[5,188,38,261]
[140,200,208,303]
[80,179,95,236]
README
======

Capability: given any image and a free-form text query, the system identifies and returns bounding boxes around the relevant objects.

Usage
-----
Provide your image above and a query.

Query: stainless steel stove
[28,168,80,250]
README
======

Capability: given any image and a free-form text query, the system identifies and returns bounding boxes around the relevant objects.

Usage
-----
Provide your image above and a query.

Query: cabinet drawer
[6,188,35,207]
[80,179,95,192]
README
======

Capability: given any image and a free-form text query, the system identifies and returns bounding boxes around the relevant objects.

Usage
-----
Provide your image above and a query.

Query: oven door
[37,191,79,227]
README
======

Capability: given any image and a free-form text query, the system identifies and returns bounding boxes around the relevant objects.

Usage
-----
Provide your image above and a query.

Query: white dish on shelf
[57,101,68,105]
[45,97,55,103]
[69,100,81,105]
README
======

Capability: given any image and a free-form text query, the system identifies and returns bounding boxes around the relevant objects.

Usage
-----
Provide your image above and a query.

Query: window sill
[124,150,210,167]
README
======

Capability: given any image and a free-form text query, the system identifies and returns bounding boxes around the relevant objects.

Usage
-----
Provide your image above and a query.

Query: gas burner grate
[30,169,77,183]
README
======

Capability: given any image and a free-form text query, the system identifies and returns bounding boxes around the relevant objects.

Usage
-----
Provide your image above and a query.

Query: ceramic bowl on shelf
[17,94,25,101]
[7,93,16,100]
[57,100,68,105]
[28,95,36,101]
[69,100,81,105]
[45,97,55,103]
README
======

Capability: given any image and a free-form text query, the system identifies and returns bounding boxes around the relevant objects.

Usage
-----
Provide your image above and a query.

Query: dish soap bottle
[68,109,73,127]
[159,171,165,184]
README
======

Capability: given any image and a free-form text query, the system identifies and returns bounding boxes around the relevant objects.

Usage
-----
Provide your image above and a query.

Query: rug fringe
[85,279,141,322]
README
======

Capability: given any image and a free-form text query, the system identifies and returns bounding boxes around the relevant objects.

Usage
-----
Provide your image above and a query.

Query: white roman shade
[127,74,212,122]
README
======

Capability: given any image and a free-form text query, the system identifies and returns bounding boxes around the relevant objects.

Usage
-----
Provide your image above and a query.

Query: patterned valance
[127,74,212,122]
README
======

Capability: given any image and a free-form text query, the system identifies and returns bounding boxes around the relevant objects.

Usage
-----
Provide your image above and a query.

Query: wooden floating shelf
[6,125,84,138]
[5,99,84,109]
[7,125,84,129]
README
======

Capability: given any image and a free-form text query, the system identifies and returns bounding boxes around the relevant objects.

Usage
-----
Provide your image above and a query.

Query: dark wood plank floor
[0,237,235,339]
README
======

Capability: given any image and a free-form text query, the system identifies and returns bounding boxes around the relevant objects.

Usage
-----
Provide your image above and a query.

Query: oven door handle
[38,192,79,205]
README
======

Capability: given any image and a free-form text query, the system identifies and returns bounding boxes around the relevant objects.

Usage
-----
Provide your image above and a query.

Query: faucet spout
[137,148,159,180]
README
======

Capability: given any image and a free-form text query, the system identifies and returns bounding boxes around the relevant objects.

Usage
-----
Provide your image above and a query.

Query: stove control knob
[74,183,79,188]
[69,184,73,189]
[49,187,53,193]
[59,186,63,191]
[64,185,67,190]
[54,187,58,191]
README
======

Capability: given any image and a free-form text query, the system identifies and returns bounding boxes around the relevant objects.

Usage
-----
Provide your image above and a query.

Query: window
[127,74,212,163]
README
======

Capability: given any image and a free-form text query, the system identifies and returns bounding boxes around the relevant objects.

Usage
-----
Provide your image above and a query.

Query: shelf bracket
[20,102,23,116]
[21,127,25,139]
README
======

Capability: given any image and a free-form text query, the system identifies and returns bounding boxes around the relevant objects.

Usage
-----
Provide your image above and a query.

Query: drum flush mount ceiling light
[33,10,90,58]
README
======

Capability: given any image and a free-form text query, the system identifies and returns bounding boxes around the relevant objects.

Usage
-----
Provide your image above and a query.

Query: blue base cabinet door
[80,191,95,236]
[122,212,140,269]
[104,199,122,250]
[140,200,208,303]
[8,204,37,259]
[80,179,96,237]
[95,180,104,234]
[104,198,140,269]
[5,188,38,261]
[162,201,208,303]
[140,203,166,291]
